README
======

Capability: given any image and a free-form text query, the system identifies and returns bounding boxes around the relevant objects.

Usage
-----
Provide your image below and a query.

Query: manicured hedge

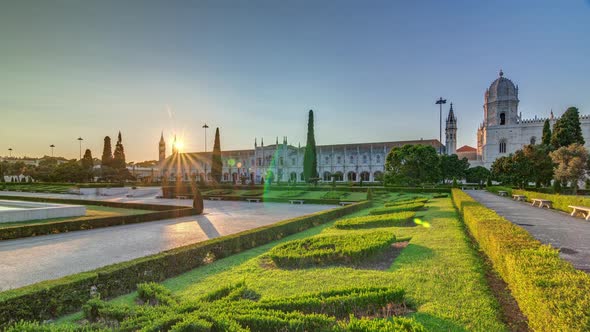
[0,196,197,241]
[268,231,395,268]
[512,189,590,214]
[334,212,416,229]
[384,198,428,207]
[0,201,371,327]
[370,202,425,215]
[452,189,590,331]
[57,283,423,332]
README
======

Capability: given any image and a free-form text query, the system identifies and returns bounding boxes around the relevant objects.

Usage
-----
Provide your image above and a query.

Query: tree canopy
[440,154,469,184]
[384,144,440,185]
[551,107,584,149]
[542,119,552,146]
[550,143,588,194]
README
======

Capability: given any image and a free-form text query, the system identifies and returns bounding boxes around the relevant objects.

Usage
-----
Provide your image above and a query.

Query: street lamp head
[435,97,447,105]
[50,144,55,148]
[77,137,83,141]
[202,124,209,129]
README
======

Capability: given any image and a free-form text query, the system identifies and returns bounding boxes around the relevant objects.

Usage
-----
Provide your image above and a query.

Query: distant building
[159,136,443,184]
[456,145,477,161]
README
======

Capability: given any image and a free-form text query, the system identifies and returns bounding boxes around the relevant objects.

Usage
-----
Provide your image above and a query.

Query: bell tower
[445,103,457,155]
[158,132,166,162]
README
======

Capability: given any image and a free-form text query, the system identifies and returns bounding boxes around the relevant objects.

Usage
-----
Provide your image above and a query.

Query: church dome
[485,70,518,103]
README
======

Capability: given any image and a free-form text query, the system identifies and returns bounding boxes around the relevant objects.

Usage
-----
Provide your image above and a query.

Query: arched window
[530,136,536,145]
[223,173,230,181]
[347,172,357,181]
[300,172,305,181]
[499,139,507,154]
[323,171,331,181]
[290,172,297,181]
[360,171,370,181]
[333,172,343,181]
[500,112,506,125]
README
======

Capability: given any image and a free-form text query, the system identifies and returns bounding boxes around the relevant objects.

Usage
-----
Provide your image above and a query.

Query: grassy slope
[0,205,150,228]
[57,196,504,331]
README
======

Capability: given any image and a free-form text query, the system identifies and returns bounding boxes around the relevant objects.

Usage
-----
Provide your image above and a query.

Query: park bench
[512,194,526,202]
[209,197,223,201]
[569,205,590,220]
[339,201,354,206]
[246,198,261,203]
[531,198,552,209]
[289,200,305,205]
[497,191,508,197]
[176,195,188,199]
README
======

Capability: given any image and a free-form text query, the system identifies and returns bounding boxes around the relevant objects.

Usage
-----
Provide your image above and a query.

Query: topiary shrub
[334,212,415,229]
[192,188,204,214]
[268,231,396,268]
[371,203,424,215]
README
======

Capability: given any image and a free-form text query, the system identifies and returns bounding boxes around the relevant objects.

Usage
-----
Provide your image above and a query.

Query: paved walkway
[0,199,333,291]
[467,190,590,271]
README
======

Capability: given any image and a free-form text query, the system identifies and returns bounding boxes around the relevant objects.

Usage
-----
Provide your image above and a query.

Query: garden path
[467,190,590,272]
[0,199,332,291]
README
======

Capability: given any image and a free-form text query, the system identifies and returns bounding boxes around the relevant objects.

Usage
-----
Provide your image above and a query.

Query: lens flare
[174,140,184,152]
[413,218,431,228]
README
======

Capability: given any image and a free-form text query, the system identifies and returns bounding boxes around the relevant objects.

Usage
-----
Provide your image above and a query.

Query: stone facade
[469,71,590,168]
[159,138,443,183]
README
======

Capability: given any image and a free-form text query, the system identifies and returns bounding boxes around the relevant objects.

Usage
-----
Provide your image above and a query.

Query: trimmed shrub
[268,231,395,268]
[384,198,428,207]
[137,282,176,306]
[370,203,424,215]
[452,189,590,331]
[344,316,426,332]
[432,193,448,198]
[334,212,415,229]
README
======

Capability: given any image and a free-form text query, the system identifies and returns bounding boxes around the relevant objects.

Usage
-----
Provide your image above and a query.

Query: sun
[174,140,184,152]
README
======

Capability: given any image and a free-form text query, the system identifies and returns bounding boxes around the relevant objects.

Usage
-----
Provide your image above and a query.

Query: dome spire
[499,69,504,77]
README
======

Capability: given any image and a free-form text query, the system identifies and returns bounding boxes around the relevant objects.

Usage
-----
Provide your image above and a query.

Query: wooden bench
[339,201,354,206]
[497,191,508,197]
[246,198,261,203]
[176,195,188,199]
[569,205,590,220]
[531,198,552,208]
[289,200,305,205]
[512,194,526,202]
[209,196,223,201]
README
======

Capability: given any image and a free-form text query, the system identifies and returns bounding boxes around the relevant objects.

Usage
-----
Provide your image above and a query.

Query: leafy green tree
[440,154,469,183]
[511,149,534,188]
[522,144,554,187]
[53,160,88,183]
[303,110,318,182]
[81,149,94,182]
[491,155,514,184]
[465,166,491,187]
[550,143,589,194]
[384,144,441,185]
[551,107,584,149]
[101,136,113,168]
[542,119,552,146]
[211,127,223,183]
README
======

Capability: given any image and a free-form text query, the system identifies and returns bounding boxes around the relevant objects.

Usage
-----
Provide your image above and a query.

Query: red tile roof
[456,145,477,152]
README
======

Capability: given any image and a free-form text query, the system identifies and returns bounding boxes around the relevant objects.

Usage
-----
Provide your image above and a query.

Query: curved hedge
[370,202,424,215]
[268,231,396,268]
[334,212,416,229]
[452,189,590,331]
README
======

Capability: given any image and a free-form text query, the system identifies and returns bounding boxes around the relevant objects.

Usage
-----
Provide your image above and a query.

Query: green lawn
[0,183,75,194]
[56,195,505,331]
[0,205,151,229]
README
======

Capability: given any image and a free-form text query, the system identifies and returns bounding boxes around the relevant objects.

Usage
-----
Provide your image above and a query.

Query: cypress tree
[211,127,222,183]
[81,149,94,169]
[113,131,126,170]
[101,136,113,167]
[542,119,552,146]
[551,107,585,148]
[303,110,318,182]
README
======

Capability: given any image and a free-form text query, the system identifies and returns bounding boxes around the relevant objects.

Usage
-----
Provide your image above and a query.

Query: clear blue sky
[1,0,589,161]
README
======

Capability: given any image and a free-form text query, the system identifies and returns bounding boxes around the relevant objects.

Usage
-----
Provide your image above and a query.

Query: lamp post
[435,97,447,155]
[77,137,83,160]
[8,148,12,158]
[50,144,55,157]
[202,124,209,182]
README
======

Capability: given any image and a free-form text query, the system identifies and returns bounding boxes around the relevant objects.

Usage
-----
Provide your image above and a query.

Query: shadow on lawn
[387,243,435,272]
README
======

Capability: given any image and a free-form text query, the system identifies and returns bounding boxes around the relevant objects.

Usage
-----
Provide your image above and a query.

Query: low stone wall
[0,200,86,223]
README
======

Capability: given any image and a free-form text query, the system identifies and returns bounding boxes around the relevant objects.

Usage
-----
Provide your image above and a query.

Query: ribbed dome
[485,70,518,103]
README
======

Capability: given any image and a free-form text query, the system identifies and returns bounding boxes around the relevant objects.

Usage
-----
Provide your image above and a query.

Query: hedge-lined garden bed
[0,196,198,241]
[0,201,370,327]
[452,188,590,331]
[10,283,423,331]
[334,211,416,229]
[268,231,396,268]
[370,202,425,215]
